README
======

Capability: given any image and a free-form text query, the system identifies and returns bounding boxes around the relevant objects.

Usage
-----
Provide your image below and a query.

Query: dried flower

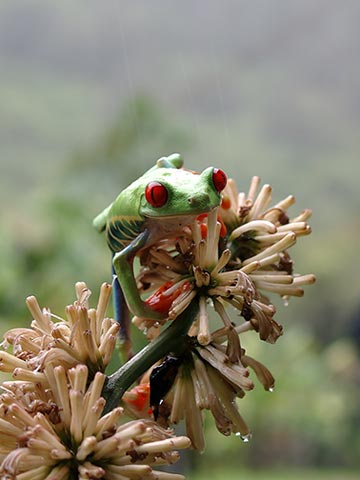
[0,363,190,479]
[1,282,119,380]
[128,175,315,447]
[135,176,315,345]
[135,208,281,345]
[145,337,275,451]
[0,283,193,478]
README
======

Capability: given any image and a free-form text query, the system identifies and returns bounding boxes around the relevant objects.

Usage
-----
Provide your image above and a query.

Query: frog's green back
[93,152,225,253]
[93,153,184,233]
[93,204,112,232]
[93,153,184,238]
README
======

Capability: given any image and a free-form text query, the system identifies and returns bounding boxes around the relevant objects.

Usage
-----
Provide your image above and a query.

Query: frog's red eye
[145,182,168,207]
[212,168,227,192]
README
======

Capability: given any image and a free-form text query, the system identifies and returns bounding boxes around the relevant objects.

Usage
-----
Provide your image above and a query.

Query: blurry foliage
[193,467,360,480]
[68,94,192,182]
[202,330,360,469]
[0,96,191,330]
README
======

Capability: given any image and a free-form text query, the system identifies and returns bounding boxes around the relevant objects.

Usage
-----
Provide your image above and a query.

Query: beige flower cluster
[1,282,117,380]
[148,343,275,452]
[129,176,315,449]
[0,173,316,476]
[0,284,190,479]
[136,177,315,344]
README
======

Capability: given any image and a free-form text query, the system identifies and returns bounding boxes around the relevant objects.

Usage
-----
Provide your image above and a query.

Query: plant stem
[102,298,199,414]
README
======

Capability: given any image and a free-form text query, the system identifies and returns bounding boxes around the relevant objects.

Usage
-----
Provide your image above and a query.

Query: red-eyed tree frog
[93,153,227,320]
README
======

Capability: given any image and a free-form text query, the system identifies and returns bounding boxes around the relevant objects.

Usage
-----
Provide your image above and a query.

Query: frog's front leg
[113,230,166,320]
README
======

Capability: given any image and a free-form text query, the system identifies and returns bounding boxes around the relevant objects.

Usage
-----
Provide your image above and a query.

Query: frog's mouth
[146,206,216,222]
[144,208,217,238]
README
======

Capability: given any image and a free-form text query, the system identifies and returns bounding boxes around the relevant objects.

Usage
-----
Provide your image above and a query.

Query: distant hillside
[1,0,359,187]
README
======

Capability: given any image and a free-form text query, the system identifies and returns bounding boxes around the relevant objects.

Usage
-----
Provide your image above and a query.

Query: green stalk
[102,298,199,413]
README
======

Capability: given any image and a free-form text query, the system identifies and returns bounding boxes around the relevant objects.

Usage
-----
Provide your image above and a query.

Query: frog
[93,153,227,321]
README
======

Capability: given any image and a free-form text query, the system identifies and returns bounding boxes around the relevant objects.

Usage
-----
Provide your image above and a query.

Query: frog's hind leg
[111,259,132,360]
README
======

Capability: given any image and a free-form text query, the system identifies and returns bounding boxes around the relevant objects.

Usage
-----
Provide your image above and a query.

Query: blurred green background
[1,1,359,478]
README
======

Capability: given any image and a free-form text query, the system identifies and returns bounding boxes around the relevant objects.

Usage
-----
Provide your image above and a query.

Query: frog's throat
[144,206,217,221]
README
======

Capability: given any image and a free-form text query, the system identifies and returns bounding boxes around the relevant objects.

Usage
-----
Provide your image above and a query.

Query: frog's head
[139,155,227,219]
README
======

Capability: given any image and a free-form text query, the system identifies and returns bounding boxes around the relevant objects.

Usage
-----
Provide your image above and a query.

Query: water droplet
[282,295,289,307]
[206,297,214,307]
[268,387,275,393]
[236,432,252,442]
